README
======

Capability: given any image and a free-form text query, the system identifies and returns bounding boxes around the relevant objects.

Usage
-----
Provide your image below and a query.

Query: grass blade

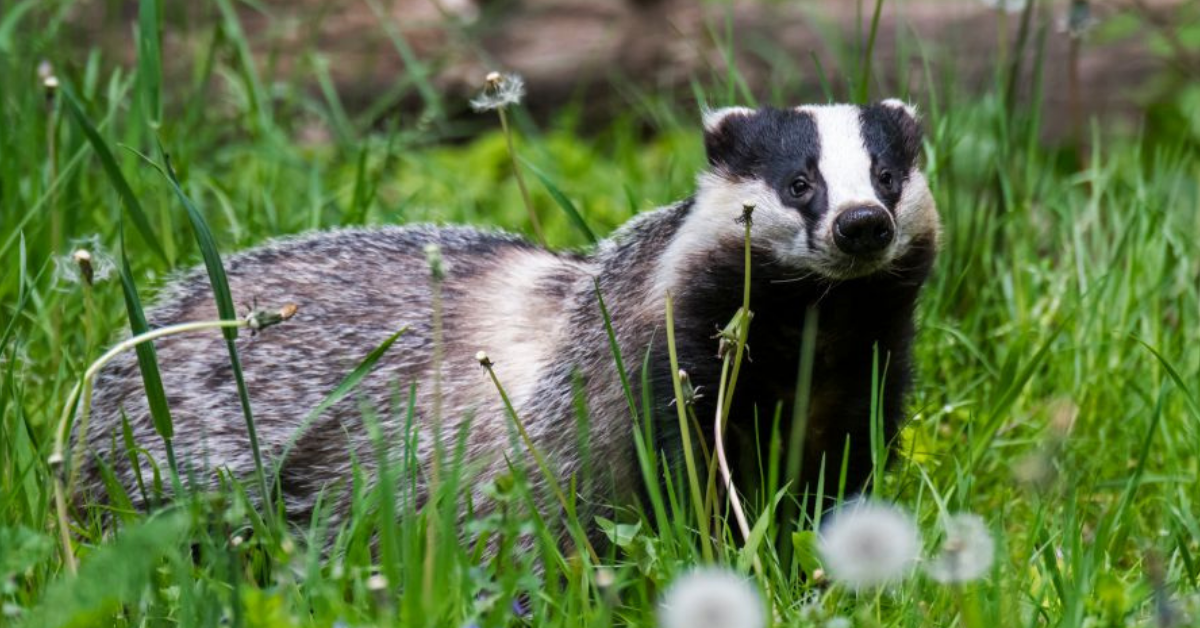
[855,0,886,102]
[526,162,597,245]
[137,0,163,126]
[150,142,271,524]
[271,327,408,498]
[118,226,180,487]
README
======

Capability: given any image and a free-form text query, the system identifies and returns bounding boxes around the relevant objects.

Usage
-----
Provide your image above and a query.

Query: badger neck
[583,193,936,497]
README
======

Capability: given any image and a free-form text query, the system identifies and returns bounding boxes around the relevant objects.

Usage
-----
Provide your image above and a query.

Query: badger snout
[833,205,895,257]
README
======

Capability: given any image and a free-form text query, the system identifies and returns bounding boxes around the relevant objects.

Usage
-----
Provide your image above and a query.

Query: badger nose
[833,206,895,256]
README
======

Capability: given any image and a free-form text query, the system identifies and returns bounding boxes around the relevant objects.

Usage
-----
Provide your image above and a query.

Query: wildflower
[53,236,116,287]
[470,72,526,112]
[818,500,921,589]
[658,568,764,628]
[925,513,995,583]
[979,0,1027,14]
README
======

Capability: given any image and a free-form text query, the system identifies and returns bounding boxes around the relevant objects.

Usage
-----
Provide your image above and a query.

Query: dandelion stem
[711,204,762,576]
[665,292,713,562]
[423,247,445,610]
[51,309,295,574]
[497,108,547,247]
[479,356,599,563]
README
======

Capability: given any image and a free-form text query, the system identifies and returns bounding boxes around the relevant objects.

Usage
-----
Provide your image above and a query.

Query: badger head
[690,101,940,281]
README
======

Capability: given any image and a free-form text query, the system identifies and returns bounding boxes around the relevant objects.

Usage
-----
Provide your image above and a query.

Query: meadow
[2,1,1199,626]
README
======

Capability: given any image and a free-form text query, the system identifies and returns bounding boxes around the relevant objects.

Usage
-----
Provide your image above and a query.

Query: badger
[79,101,939,538]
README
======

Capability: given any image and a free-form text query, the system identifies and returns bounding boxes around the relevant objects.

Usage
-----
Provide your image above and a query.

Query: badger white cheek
[893,172,940,250]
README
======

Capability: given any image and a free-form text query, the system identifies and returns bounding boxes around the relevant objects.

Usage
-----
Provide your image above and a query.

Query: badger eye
[789,177,811,198]
[878,169,895,190]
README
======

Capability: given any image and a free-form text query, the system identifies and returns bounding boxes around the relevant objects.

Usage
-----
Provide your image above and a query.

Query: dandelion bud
[366,574,389,592]
[72,249,94,286]
[595,567,615,589]
[38,60,58,100]
[424,243,446,281]
[476,351,493,368]
[737,202,755,225]
[245,303,299,332]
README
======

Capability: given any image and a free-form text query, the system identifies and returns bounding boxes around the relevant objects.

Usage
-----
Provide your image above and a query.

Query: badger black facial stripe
[859,103,923,211]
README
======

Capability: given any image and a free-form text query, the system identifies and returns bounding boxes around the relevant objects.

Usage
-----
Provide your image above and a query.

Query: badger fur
[80,101,939,535]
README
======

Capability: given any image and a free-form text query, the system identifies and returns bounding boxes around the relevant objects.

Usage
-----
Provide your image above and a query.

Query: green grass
[3,1,1200,626]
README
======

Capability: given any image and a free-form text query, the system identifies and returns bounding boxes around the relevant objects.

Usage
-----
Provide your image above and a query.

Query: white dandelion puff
[925,513,995,584]
[53,235,116,287]
[470,72,526,112]
[818,500,921,589]
[658,568,765,628]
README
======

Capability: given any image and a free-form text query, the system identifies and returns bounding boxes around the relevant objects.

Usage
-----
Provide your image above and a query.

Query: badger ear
[702,106,756,168]
[873,99,923,167]
[880,98,920,122]
[702,106,756,134]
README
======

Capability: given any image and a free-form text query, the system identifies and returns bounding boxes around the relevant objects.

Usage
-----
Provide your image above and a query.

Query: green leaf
[738,487,786,572]
[59,84,169,264]
[790,530,823,578]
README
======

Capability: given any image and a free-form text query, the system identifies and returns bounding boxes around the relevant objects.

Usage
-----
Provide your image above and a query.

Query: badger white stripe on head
[798,105,879,228]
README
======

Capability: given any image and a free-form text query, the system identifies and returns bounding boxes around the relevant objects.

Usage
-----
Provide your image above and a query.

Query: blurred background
[44,0,1200,142]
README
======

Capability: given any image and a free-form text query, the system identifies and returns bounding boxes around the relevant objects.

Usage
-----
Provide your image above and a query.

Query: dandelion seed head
[53,235,115,287]
[925,513,995,583]
[470,72,525,112]
[818,500,921,589]
[658,568,765,628]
